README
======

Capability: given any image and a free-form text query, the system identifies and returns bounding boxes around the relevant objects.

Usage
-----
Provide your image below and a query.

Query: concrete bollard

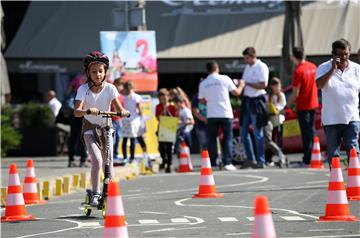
[55,178,62,196]
[72,174,79,188]
[63,177,70,194]
[80,173,87,189]
[43,181,51,200]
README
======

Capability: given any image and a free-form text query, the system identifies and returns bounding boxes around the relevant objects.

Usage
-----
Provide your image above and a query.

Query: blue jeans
[240,100,265,165]
[207,118,233,167]
[195,125,208,150]
[297,110,316,165]
[323,121,360,167]
[112,120,121,159]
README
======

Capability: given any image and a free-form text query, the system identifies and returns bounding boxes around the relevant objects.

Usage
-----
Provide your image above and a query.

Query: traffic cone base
[192,192,224,198]
[1,214,35,222]
[346,148,360,200]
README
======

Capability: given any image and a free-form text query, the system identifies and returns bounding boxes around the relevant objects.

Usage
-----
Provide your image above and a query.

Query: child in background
[156,88,178,173]
[121,81,142,165]
[173,95,194,153]
[265,77,287,167]
[112,78,124,165]
[136,117,152,170]
[267,77,286,148]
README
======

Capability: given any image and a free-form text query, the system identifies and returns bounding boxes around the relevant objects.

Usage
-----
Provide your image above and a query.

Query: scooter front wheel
[83,193,92,217]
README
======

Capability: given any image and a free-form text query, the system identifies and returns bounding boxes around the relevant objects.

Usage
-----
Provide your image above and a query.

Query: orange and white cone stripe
[346,148,360,200]
[178,152,192,173]
[23,160,46,204]
[310,136,324,169]
[193,150,223,198]
[252,196,276,238]
[1,164,35,222]
[319,157,357,221]
[103,181,129,238]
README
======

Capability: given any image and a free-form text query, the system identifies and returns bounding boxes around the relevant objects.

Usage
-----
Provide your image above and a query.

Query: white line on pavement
[226,232,252,236]
[138,219,160,224]
[171,218,190,223]
[218,217,239,222]
[305,180,328,184]
[280,216,307,221]
[143,226,207,234]
[139,211,168,215]
[246,217,255,221]
[174,198,319,220]
[308,229,345,232]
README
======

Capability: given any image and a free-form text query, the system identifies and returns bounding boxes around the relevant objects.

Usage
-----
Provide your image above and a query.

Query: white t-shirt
[179,107,194,133]
[316,60,360,125]
[243,59,269,97]
[198,73,236,118]
[266,93,286,124]
[75,82,119,126]
[123,92,142,120]
[48,97,62,117]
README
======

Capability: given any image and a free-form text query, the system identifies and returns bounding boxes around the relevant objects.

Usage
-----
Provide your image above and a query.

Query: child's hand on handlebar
[119,110,131,118]
[87,108,100,115]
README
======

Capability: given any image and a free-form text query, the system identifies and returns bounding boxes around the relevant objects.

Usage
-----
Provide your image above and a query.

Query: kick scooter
[82,110,129,217]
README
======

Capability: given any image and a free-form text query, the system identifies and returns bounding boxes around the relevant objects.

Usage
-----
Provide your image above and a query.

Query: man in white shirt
[240,47,269,169]
[47,90,62,117]
[316,39,360,168]
[198,60,245,171]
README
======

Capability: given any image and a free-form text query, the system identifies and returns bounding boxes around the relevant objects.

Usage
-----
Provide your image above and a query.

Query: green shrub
[18,102,55,128]
[1,115,22,157]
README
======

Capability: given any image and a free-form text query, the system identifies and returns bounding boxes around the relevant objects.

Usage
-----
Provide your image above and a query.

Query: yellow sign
[158,116,178,142]
[141,95,152,118]
[283,119,301,138]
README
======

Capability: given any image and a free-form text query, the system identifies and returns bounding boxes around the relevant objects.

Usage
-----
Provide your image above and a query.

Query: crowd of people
[48,39,360,178]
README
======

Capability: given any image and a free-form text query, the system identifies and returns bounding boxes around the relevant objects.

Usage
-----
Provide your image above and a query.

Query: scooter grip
[116,111,131,118]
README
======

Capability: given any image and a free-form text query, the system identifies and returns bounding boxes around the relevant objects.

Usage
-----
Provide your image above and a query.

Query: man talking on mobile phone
[316,39,360,169]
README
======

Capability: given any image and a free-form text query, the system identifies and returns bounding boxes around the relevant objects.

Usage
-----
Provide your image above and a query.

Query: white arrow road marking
[175,198,319,220]
[171,218,190,223]
[139,219,160,224]
[280,216,307,221]
[143,226,207,234]
[246,217,255,221]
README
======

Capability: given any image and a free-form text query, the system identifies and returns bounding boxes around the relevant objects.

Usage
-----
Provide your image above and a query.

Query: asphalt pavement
[1,153,359,238]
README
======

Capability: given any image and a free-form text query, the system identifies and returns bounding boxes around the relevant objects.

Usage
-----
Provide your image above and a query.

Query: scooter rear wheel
[83,193,92,217]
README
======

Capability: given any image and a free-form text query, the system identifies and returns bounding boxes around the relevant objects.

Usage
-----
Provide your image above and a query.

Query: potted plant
[0,112,22,157]
[9,102,58,156]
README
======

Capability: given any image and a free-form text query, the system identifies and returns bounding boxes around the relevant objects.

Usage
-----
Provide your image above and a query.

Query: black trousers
[297,110,316,165]
[68,116,87,163]
[158,142,173,166]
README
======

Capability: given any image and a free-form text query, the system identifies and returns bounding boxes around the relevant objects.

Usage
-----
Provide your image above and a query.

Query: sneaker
[256,163,266,169]
[68,161,77,168]
[165,165,172,173]
[224,164,237,171]
[90,194,100,206]
[241,160,257,169]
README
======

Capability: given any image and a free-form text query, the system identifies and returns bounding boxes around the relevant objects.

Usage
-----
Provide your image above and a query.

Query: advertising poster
[100,31,158,92]
[158,116,178,143]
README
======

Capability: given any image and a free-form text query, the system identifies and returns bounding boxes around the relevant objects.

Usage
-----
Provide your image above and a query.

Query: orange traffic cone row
[310,136,324,169]
[319,157,358,221]
[252,195,276,238]
[178,142,192,173]
[103,181,129,238]
[23,160,47,204]
[1,164,35,222]
[193,150,223,198]
[346,148,360,201]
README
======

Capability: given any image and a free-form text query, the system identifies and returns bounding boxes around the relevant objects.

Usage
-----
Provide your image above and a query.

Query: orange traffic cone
[310,136,324,169]
[252,195,276,238]
[1,164,35,222]
[319,157,357,221]
[193,150,223,198]
[178,142,192,173]
[103,181,129,238]
[346,148,360,201]
[23,160,47,204]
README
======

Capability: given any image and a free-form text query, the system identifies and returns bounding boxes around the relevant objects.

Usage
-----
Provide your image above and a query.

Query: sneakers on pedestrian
[68,161,77,168]
[224,164,237,171]
[256,163,266,169]
[90,194,100,206]
[241,160,258,169]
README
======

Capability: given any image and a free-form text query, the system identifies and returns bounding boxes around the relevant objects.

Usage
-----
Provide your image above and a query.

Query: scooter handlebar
[86,109,131,118]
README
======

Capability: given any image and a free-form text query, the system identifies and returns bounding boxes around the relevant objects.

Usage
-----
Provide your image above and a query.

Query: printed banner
[283,119,301,138]
[158,116,178,143]
[100,31,158,92]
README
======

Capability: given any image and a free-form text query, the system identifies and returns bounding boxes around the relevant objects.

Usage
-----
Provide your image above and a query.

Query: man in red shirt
[284,47,319,166]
